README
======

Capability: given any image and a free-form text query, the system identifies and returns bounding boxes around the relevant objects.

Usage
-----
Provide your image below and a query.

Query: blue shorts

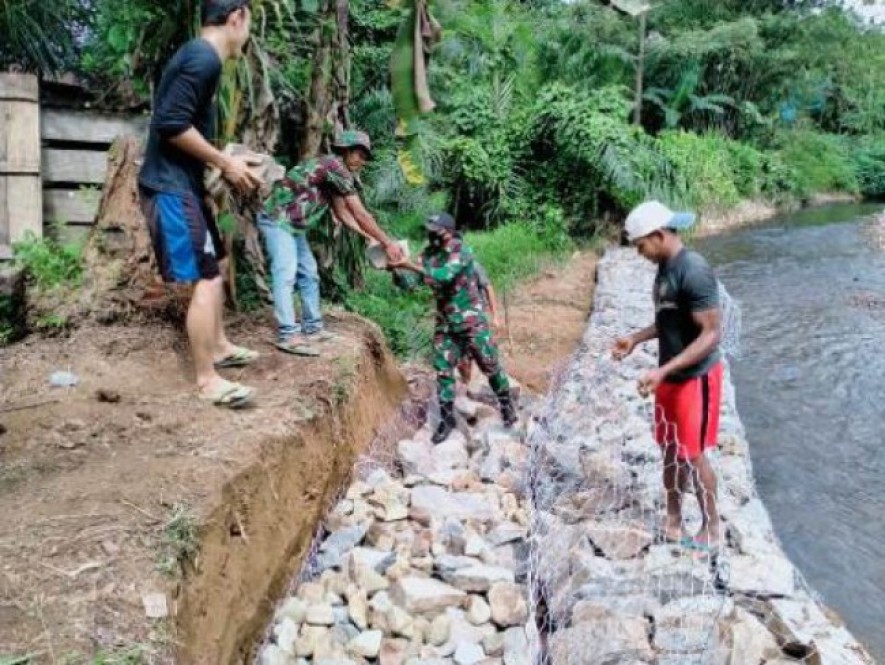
[139,188,225,283]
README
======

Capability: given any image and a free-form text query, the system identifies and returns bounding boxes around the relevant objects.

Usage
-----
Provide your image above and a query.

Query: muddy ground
[0,249,597,664]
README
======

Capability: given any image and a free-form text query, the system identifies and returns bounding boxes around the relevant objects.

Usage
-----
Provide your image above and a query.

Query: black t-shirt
[139,39,222,196]
[654,248,721,382]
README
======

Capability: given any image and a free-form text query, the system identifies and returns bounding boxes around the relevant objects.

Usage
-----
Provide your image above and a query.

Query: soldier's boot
[498,393,518,428]
[432,402,457,444]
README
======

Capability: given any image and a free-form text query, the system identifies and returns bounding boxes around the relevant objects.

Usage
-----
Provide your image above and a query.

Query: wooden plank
[0,74,39,102]
[0,100,42,173]
[41,109,149,145]
[42,148,108,185]
[43,188,101,225]
[2,175,43,242]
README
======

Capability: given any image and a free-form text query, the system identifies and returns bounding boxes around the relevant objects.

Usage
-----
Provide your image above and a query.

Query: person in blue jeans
[259,130,403,355]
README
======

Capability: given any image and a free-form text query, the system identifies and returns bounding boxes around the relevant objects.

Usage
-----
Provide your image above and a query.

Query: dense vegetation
[3,0,885,355]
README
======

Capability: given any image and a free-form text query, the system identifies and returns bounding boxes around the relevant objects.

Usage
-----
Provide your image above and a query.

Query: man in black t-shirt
[139,0,262,408]
[613,201,724,554]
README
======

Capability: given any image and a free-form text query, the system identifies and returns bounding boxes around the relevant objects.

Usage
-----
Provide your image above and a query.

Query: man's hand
[222,155,262,194]
[384,242,405,265]
[612,335,636,361]
[638,368,667,397]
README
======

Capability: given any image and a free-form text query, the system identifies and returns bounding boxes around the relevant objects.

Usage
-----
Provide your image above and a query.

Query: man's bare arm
[168,128,260,192]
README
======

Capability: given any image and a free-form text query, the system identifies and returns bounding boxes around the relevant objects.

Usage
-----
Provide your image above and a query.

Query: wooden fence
[0,73,148,256]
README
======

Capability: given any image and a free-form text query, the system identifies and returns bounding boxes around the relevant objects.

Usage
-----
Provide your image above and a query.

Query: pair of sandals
[201,346,260,408]
[272,330,337,357]
[657,530,721,557]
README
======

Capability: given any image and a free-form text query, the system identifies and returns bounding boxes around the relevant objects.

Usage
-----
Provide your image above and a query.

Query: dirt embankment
[697,193,860,237]
[0,250,599,664]
[0,312,406,664]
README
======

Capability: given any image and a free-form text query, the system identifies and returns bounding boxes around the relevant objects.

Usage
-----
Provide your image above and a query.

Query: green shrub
[775,130,859,199]
[13,231,84,290]
[657,131,742,209]
[851,135,885,199]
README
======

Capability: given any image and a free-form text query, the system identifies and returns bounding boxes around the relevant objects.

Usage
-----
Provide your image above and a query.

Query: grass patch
[155,503,199,577]
[12,231,84,291]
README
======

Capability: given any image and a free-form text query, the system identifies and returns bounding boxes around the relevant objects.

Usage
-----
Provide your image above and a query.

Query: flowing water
[698,203,885,660]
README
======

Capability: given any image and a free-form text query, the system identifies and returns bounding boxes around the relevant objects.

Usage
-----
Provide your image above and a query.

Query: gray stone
[466,595,492,625]
[432,433,470,470]
[427,613,452,646]
[306,604,336,626]
[583,520,653,560]
[398,439,437,477]
[379,638,410,665]
[350,563,390,594]
[653,596,733,653]
[276,617,300,655]
[317,524,371,570]
[766,598,872,665]
[347,590,369,631]
[482,633,506,658]
[295,625,332,658]
[549,610,653,664]
[454,642,485,665]
[347,630,383,659]
[488,583,527,628]
[411,486,499,523]
[368,484,410,522]
[260,644,297,665]
[277,597,309,624]
[450,565,515,593]
[729,554,795,598]
[390,577,467,614]
[435,554,483,581]
[502,627,531,665]
[486,523,527,547]
[571,596,659,623]
[348,547,397,574]
[719,606,780,665]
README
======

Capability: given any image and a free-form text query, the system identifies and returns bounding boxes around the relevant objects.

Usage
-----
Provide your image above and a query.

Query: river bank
[697,193,860,237]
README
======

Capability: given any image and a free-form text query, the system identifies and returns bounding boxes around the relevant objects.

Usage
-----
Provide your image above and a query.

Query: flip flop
[306,330,338,343]
[199,380,254,408]
[214,346,260,368]
[681,538,721,557]
[272,339,321,357]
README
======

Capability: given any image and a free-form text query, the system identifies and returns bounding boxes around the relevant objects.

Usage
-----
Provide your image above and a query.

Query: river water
[698,203,885,660]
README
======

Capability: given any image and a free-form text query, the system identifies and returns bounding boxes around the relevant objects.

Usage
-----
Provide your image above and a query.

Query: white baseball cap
[625,200,696,242]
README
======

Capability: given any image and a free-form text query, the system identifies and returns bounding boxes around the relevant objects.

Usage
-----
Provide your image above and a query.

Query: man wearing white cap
[612,201,723,553]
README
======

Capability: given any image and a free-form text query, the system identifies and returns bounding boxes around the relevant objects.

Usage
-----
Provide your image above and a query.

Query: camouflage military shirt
[262,155,358,233]
[422,236,488,334]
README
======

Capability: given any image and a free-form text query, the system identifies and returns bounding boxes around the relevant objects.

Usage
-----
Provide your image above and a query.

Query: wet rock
[390,577,467,615]
[488,583,527,627]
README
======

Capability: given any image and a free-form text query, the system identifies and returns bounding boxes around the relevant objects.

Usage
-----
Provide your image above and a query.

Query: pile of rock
[260,394,536,665]
[524,249,873,664]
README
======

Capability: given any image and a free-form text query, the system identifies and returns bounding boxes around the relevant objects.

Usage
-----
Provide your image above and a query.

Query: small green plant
[332,356,357,405]
[13,231,84,290]
[155,503,199,577]
[0,654,38,665]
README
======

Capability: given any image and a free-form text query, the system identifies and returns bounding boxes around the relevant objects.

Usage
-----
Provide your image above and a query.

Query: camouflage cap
[332,130,373,160]
[425,212,456,232]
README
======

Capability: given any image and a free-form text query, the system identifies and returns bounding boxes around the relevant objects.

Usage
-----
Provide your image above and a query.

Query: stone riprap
[258,383,537,665]
[523,248,874,665]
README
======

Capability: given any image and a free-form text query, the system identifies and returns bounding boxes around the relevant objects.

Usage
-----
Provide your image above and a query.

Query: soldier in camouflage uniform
[396,213,518,443]
[259,130,403,355]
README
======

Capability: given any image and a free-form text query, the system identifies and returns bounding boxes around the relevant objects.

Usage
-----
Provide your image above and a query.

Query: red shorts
[654,362,723,460]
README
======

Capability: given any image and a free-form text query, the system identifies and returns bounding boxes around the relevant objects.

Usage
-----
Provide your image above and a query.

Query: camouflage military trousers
[433,326,510,405]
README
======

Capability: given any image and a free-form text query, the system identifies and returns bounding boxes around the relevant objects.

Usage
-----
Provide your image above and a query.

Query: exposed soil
[0,311,406,664]
[499,250,598,393]
[0,249,599,665]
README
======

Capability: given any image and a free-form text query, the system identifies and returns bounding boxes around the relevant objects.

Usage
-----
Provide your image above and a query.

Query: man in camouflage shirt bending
[396,213,518,443]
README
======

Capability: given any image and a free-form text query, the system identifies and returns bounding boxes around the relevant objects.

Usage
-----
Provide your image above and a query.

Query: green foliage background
[2,0,885,354]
